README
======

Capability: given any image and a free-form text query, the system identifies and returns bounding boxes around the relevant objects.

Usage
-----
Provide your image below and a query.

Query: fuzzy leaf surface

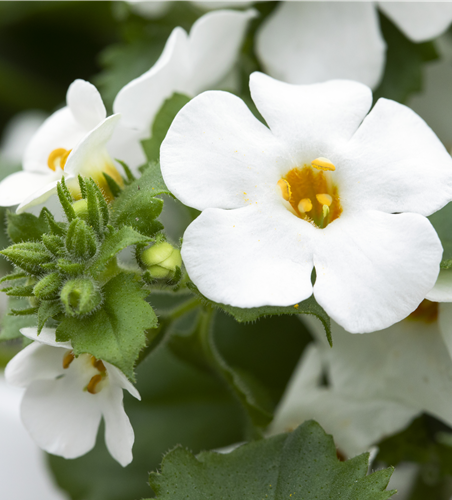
[55,273,157,379]
[6,210,48,243]
[149,420,395,500]
[1,297,37,341]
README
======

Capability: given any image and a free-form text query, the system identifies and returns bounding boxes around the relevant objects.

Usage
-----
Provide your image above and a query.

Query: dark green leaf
[149,420,395,500]
[102,172,122,198]
[141,93,191,163]
[37,300,62,334]
[56,273,157,379]
[1,297,37,341]
[6,210,48,243]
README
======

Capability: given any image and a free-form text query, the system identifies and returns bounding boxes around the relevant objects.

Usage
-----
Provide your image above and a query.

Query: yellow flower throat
[277,157,342,229]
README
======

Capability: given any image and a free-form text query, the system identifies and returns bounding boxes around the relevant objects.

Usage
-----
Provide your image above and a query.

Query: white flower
[160,72,452,333]
[113,8,256,169]
[126,0,258,19]
[271,300,452,458]
[5,327,140,467]
[0,79,123,213]
[256,2,452,89]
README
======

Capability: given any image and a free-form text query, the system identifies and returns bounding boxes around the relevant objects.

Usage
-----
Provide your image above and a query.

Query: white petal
[426,269,452,302]
[0,171,53,208]
[64,114,121,177]
[5,343,65,388]
[182,204,315,308]
[113,27,190,133]
[66,79,106,130]
[161,90,284,210]
[100,384,135,467]
[104,362,141,400]
[256,2,385,89]
[16,178,60,214]
[20,327,72,349]
[313,211,442,333]
[249,72,372,163]
[107,123,146,173]
[188,9,257,93]
[23,107,87,173]
[21,377,102,459]
[379,2,452,42]
[339,98,452,216]
[318,317,452,430]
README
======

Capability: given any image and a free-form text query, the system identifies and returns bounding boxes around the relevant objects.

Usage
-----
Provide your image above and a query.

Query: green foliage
[6,210,48,243]
[373,11,439,104]
[142,93,191,163]
[0,297,37,341]
[56,273,157,380]
[429,202,452,268]
[148,420,395,500]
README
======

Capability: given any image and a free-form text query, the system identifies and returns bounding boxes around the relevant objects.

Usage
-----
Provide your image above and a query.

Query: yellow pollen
[87,374,103,394]
[47,148,72,171]
[316,193,332,206]
[62,350,75,369]
[91,357,106,372]
[298,198,312,213]
[277,178,291,201]
[311,157,336,172]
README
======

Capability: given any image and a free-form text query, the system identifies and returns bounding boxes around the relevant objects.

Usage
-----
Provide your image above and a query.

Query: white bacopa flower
[256,2,452,89]
[5,328,140,467]
[271,297,452,458]
[113,8,256,169]
[161,72,452,333]
[0,79,123,213]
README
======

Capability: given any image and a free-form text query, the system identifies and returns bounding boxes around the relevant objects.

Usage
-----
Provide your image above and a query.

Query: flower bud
[66,219,97,260]
[60,278,102,316]
[72,199,89,221]
[0,242,52,274]
[141,242,182,279]
[33,272,62,300]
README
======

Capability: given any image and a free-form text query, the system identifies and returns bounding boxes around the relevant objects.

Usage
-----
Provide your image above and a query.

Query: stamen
[322,204,330,219]
[47,148,72,171]
[91,357,106,373]
[298,198,312,213]
[311,157,336,172]
[62,350,75,369]
[316,193,332,206]
[87,374,103,394]
[277,179,291,201]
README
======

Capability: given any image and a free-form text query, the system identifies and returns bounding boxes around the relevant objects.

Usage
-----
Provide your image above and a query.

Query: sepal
[60,277,102,317]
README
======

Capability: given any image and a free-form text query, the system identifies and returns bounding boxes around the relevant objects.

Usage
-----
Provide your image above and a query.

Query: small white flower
[5,328,140,467]
[256,2,452,89]
[271,299,452,458]
[161,72,452,333]
[0,79,123,213]
[113,8,256,168]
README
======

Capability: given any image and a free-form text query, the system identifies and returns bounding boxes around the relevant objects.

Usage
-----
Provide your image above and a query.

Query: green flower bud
[33,272,62,300]
[60,278,102,317]
[66,219,97,260]
[141,242,182,279]
[0,242,52,274]
[72,199,89,220]
[42,234,64,257]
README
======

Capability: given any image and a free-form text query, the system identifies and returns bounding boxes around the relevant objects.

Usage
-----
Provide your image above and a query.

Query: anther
[316,193,332,206]
[62,350,75,369]
[311,157,336,172]
[91,357,106,373]
[87,374,103,394]
[298,198,312,213]
[277,179,291,201]
[47,148,71,172]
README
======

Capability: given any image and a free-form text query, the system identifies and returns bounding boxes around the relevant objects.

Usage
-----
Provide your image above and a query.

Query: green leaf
[429,202,452,268]
[188,283,332,346]
[1,297,37,341]
[37,300,62,334]
[149,420,395,500]
[55,273,157,380]
[88,226,151,274]
[141,93,191,163]
[373,11,439,104]
[6,210,48,243]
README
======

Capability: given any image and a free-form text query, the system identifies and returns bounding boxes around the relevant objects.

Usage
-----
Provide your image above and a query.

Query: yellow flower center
[62,350,108,394]
[407,299,438,324]
[277,157,342,229]
[47,148,71,171]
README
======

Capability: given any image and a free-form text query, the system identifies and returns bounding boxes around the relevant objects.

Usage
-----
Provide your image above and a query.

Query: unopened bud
[141,242,182,279]
[66,219,97,260]
[72,199,89,220]
[34,272,62,300]
[60,278,102,316]
[0,242,52,274]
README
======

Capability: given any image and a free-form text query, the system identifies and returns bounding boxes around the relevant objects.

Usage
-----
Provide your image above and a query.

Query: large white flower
[271,298,452,458]
[160,72,452,333]
[5,327,140,467]
[0,79,123,213]
[256,2,452,89]
[113,8,256,168]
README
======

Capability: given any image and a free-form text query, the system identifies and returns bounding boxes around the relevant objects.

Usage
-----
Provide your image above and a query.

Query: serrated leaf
[6,210,48,243]
[429,202,452,269]
[55,273,158,380]
[188,283,332,346]
[37,300,62,334]
[149,420,395,500]
[1,297,37,341]
[142,93,191,163]
[88,226,151,274]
